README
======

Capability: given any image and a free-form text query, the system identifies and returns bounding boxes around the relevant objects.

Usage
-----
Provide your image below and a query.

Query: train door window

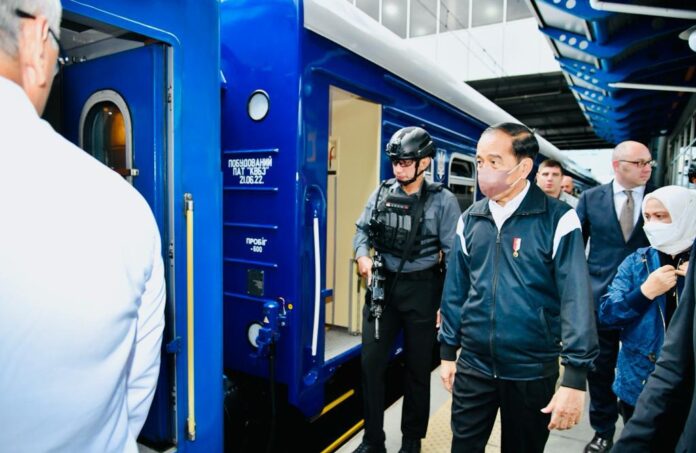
[79,90,134,184]
[448,152,476,211]
[325,86,381,360]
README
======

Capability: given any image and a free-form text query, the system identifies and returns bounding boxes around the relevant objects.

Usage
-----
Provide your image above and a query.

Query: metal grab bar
[348,258,354,334]
[184,193,196,441]
[311,215,321,357]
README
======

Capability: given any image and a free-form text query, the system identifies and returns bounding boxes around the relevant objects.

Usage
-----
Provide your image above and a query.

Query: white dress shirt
[489,181,531,230]
[457,181,580,258]
[612,179,646,226]
[0,76,165,452]
[559,190,579,208]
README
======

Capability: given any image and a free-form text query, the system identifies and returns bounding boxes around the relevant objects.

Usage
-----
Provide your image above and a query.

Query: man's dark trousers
[450,362,558,453]
[587,327,620,438]
[360,268,439,445]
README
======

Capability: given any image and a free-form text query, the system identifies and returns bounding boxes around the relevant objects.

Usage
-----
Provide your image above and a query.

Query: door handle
[112,167,140,177]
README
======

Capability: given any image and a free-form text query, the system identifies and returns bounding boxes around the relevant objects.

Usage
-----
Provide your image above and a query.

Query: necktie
[619,189,634,241]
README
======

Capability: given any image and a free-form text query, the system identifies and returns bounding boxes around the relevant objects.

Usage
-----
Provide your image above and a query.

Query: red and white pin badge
[512,237,521,257]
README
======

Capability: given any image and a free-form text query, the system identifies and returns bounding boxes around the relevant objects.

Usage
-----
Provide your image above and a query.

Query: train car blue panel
[220,0,324,415]
[62,43,171,444]
[58,1,222,451]
[62,45,166,223]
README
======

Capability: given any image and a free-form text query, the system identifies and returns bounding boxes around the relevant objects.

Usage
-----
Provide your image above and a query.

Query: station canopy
[524,0,696,146]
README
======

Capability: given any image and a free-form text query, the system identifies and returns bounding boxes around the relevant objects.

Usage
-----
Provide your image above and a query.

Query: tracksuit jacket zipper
[486,212,534,378]
[490,229,501,378]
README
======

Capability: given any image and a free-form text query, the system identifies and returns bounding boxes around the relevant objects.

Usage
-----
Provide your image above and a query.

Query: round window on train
[83,102,127,169]
[247,90,270,121]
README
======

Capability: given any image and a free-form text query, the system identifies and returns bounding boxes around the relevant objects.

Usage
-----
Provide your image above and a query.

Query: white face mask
[643,221,688,255]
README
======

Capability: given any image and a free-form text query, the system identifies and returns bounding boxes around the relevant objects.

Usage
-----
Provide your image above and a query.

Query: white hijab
[642,186,696,255]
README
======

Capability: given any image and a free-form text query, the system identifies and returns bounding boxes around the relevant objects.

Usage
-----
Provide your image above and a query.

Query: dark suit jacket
[614,240,696,452]
[576,182,653,310]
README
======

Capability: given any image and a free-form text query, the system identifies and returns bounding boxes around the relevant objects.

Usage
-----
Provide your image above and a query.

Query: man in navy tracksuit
[439,123,599,453]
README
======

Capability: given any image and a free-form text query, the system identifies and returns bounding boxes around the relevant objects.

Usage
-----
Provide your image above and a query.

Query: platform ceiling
[468,72,615,150]
[520,0,696,148]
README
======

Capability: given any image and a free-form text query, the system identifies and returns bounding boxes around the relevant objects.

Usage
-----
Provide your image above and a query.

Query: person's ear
[18,15,52,89]
[611,159,620,173]
[520,157,534,178]
[420,157,431,172]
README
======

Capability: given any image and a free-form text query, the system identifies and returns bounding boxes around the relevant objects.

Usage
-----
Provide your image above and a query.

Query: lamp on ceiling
[679,25,696,53]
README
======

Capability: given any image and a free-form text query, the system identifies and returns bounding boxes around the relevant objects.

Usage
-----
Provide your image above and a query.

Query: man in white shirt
[0,2,166,452]
[536,159,579,208]
[576,141,655,453]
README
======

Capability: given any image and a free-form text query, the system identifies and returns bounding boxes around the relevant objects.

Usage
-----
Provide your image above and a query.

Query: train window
[450,184,475,211]
[450,158,475,178]
[448,153,476,211]
[79,90,134,183]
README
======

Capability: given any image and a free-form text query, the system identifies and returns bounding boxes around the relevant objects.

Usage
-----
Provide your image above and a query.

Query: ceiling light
[679,25,696,52]
[384,3,399,17]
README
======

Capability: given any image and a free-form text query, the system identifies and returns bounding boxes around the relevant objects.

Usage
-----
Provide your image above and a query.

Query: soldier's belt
[383,264,440,281]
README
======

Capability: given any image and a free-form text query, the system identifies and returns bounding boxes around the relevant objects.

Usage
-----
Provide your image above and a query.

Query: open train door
[61,44,174,447]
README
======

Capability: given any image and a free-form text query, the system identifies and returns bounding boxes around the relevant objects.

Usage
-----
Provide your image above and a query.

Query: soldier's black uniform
[352,127,461,453]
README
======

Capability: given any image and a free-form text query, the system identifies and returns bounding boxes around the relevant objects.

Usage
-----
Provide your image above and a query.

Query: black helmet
[386,127,435,160]
[688,163,696,180]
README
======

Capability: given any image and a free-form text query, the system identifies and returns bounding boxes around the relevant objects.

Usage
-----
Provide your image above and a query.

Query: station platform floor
[337,366,624,453]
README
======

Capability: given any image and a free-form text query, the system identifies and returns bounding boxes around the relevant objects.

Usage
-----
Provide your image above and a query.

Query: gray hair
[0,0,62,57]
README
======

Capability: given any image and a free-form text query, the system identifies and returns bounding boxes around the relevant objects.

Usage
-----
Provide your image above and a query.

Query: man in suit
[576,141,655,452]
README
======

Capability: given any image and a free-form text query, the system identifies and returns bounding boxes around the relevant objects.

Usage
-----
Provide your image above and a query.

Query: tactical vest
[369,179,442,261]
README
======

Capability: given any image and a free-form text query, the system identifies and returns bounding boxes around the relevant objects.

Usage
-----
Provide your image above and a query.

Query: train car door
[61,44,173,446]
[325,86,380,359]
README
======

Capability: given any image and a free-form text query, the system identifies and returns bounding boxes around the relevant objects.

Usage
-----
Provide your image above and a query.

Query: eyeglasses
[618,159,657,169]
[391,159,416,168]
[15,9,67,75]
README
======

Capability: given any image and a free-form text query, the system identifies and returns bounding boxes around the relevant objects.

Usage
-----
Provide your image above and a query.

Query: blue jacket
[614,241,696,453]
[599,247,686,406]
[439,184,598,389]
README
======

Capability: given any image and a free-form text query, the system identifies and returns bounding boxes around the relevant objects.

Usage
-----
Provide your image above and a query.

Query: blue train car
[40,0,598,451]
[219,0,597,450]
[44,1,222,452]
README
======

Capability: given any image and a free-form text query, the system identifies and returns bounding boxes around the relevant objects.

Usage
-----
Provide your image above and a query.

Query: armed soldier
[352,126,461,453]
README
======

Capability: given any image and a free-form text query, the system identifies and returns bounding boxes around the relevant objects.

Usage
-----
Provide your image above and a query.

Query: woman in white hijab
[599,185,696,424]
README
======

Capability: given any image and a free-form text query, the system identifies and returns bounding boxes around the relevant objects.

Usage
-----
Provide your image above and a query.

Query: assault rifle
[368,253,386,340]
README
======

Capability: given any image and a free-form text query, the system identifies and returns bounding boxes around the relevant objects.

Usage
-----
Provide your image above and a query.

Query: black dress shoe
[398,438,421,453]
[352,441,386,453]
[584,434,613,453]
